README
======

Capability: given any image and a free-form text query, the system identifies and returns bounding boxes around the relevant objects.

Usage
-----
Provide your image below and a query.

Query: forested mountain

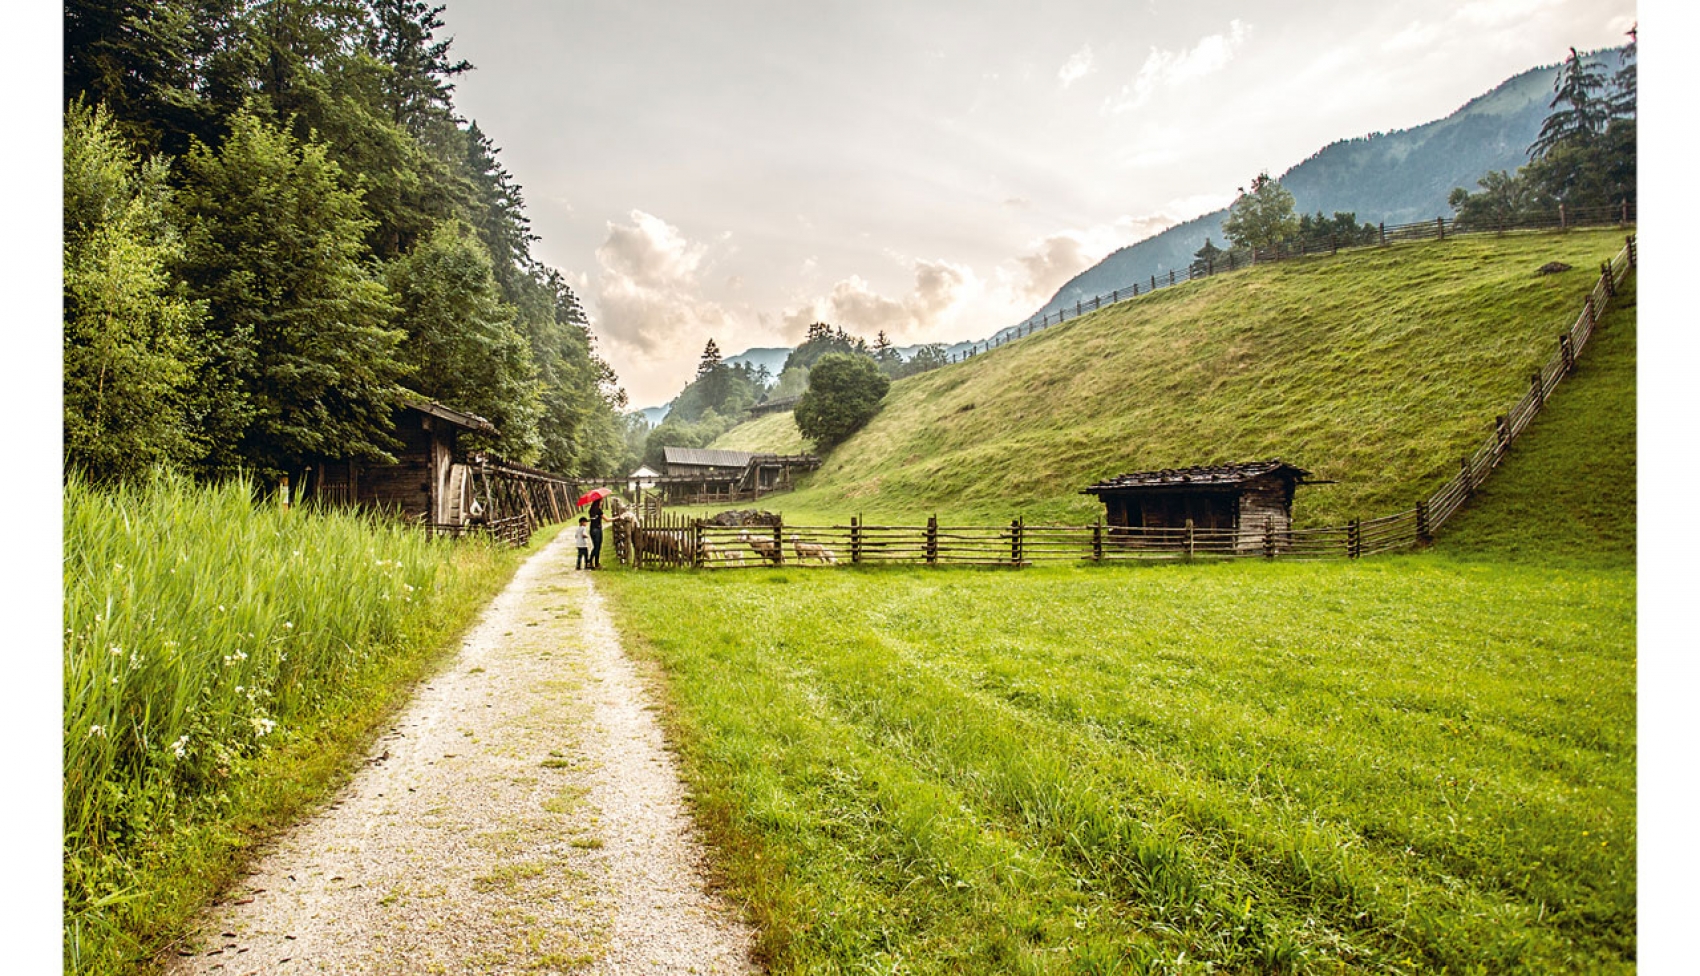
[63,0,629,485]
[1020,47,1630,329]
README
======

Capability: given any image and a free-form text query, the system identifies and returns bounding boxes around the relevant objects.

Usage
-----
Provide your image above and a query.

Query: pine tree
[698,338,723,377]
[174,108,406,479]
[385,220,541,459]
[1529,47,1611,160]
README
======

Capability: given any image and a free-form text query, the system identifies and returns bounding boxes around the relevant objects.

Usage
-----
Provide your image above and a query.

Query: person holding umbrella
[577,487,613,569]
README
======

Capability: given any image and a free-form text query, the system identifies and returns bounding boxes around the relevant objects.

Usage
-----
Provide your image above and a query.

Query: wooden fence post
[1495,414,1510,451]
[1531,372,1545,408]
[1169,269,1177,286]
[1011,518,1023,567]
[1560,333,1576,373]
[773,518,784,566]
[1262,517,1275,560]
[926,516,938,565]
[1436,216,1445,241]
[1621,199,1631,225]
[1093,518,1103,562]
[1150,274,1157,292]
[1600,263,1615,298]
[1627,234,1636,268]
[693,520,704,568]
[1379,222,1386,246]
[851,515,862,564]
[1416,501,1431,545]
[1132,282,1140,296]
[1558,203,1566,230]
[1184,518,1195,561]
[1348,518,1362,559]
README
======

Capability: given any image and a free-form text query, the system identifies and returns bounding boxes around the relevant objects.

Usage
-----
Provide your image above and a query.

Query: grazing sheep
[739,529,782,564]
[791,534,837,564]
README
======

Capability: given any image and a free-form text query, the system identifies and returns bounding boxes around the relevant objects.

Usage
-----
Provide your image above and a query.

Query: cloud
[1058,44,1095,88]
[1014,235,1094,305]
[781,259,976,341]
[593,210,735,356]
[1107,20,1253,113]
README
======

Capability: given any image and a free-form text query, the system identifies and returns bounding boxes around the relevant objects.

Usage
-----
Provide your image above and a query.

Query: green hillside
[712,410,808,454]
[1436,274,1636,567]
[719,228,1634,528]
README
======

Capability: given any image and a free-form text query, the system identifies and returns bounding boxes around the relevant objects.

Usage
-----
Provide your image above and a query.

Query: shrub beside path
[163,534,757,975]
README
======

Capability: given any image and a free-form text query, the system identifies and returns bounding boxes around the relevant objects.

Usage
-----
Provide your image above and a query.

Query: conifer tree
[174,108,406,479]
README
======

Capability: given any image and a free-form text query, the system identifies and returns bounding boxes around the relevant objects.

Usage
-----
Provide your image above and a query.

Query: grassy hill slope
[727,228,1633,527]
[711,410,808,455]
[1436,274,1635,567]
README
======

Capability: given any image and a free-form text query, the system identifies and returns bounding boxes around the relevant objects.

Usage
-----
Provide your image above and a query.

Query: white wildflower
[250,716,276,737]
[110,645,123,656]
[284,621,293,629]
[172,735,189,758]
[87,725,105,738]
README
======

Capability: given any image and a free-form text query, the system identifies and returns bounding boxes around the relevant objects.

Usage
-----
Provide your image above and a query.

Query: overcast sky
[438,2,1629,404]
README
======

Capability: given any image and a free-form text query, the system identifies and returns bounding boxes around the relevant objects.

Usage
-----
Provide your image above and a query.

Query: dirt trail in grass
[163,534,757,975]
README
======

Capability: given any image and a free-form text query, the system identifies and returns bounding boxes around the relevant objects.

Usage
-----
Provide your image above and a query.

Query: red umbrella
[576,487,614,508]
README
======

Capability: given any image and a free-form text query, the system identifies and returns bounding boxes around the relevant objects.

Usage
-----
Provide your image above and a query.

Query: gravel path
[164,534,758,975]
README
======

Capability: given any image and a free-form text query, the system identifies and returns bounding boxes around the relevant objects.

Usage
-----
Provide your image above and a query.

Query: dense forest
[64,0,630,486]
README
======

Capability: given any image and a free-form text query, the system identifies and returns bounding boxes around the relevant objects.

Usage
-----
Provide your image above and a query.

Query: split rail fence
[617,235,1635,569]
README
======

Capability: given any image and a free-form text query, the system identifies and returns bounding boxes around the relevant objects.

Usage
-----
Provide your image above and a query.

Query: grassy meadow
[598,557,1634,973]
[612,231,1638,971]
[710,229,1634,528]
[63,472,538,975]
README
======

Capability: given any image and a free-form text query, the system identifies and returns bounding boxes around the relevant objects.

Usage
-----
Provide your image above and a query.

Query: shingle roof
[663,447,756,468]
[1082,460,1313,493]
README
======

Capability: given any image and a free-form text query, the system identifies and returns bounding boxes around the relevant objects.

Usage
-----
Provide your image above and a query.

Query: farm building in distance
[651,446,822,503]
[1082,461,1317,544]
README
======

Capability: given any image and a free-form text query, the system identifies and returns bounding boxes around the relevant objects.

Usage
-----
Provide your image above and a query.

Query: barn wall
[359,418,434,519]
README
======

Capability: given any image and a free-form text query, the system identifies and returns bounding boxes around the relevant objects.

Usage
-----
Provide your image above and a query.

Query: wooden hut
[1081,461,1315,546]
[652,447,821,503]
[304,400,496,524]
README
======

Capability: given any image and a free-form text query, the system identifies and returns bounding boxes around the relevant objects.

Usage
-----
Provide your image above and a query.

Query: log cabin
[1081,461,1316,549]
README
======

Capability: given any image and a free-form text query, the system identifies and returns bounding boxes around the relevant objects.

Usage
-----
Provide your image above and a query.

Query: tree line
[64,0,630,488]
[639,323,926,464]
[1448,39,1636,230]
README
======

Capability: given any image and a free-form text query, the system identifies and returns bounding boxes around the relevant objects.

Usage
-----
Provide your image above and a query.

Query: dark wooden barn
[1081,461,1315,546]
[304,400,495,523]
[298,400,577,543]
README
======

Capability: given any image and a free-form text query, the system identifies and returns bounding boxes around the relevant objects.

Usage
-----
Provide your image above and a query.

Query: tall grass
[63,470,524,974]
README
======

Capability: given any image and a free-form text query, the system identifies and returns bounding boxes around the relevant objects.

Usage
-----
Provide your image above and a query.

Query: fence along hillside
[615,234,1636,569]
[943,203,1637,365]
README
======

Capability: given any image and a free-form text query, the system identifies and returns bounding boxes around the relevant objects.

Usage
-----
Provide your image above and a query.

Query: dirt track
[164,534,757,975]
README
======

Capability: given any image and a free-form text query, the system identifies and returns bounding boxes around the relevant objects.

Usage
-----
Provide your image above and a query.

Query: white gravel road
[163,533,758,975]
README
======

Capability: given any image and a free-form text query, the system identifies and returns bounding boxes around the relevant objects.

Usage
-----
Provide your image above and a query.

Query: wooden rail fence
[614,235,1635,569]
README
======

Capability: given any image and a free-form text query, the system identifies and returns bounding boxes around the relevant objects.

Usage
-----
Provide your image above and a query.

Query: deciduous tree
[794,352,890,451]
[1221,173,1298,255]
